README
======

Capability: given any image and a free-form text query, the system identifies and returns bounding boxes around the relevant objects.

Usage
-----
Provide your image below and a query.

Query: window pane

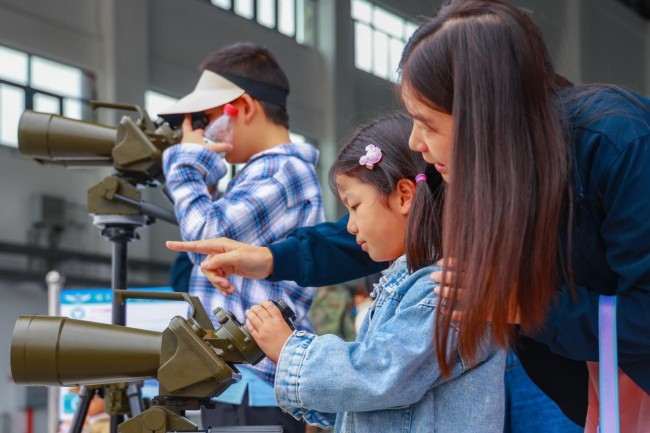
[32,57,82,98]
[34,93,61,114]
[373,8,404,38]
[211,0,232,9]
[257,0,275,28]
[278,0,295,37]
[355,22,372,72]
[351,0,372,24]
[296,0,305,43]
[0,84,25,147]
[351,2,418,82]
[389,38,405,83]
[145,90,178,119]
[0,45,28,85]
[64,99,82,120]
[234,0,254,19]
[372,30,389,79]
[296,0,315,45]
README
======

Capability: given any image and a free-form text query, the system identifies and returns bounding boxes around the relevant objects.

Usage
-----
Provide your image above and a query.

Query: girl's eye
[350,204,359,211]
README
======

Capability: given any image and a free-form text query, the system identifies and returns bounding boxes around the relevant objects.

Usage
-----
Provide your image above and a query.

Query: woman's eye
[350,204,359,211]
[417,120,436,134]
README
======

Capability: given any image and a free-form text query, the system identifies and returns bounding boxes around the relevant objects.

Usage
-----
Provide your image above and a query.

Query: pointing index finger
[166,240,226,254]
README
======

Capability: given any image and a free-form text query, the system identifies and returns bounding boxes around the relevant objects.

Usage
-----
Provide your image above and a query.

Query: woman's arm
[167,215,388,290]
[267,214,388,286]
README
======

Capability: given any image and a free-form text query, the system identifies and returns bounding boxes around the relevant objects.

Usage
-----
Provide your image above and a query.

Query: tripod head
[11,291,295,432]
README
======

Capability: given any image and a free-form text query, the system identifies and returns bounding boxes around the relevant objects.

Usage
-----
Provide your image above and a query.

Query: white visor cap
[158,70,245,115]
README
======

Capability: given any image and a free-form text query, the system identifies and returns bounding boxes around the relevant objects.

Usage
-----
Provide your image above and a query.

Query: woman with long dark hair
[400,1,650,431]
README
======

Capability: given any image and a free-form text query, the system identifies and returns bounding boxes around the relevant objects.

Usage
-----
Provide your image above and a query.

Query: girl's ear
[236,94,257,124]
[394,178,416,215]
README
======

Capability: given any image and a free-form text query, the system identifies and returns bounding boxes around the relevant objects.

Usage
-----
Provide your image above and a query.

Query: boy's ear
[237,94,258,123]
[395,178,416,215]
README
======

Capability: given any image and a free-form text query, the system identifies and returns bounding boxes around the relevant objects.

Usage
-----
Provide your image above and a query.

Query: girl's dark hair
[400,0,572,375]
[328,112,444,271]
[201,42,290,128]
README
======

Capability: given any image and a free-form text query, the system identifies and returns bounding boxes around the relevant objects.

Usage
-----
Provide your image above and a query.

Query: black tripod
[102,215,148,433]
[68,209,169,433]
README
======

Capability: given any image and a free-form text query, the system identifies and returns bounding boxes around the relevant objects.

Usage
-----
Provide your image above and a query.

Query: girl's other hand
[245,300,293,363]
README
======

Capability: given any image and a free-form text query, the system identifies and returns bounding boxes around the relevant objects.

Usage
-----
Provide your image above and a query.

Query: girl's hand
[245,301,293,363]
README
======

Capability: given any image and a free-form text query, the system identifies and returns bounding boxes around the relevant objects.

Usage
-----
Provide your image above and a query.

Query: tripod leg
[110,233,129,326]
[69,387,95,433]
[110,414,124,433]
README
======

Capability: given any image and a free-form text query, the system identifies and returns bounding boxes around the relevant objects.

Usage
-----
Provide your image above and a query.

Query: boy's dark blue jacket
[268,87,650,425]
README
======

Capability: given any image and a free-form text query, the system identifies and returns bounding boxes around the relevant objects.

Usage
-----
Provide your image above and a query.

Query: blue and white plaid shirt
[163,142,325,384]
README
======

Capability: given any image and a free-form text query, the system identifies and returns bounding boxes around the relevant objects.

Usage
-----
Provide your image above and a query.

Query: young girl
[244,113,506,433]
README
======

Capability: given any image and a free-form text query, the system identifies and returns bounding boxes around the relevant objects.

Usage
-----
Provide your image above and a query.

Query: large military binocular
[18,102,181,185]
[10,290,292,433]
[17,103,185,220]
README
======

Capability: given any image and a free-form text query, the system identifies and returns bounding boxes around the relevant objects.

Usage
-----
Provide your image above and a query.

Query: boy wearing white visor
[159,42,324,433]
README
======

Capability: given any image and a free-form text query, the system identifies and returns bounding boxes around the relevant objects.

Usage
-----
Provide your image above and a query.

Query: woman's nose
[346,215,358,235]
[408,128,422,152]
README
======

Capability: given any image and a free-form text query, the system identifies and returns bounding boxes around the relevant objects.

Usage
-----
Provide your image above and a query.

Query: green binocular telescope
[17,102,181,185]
[10,291,295,433]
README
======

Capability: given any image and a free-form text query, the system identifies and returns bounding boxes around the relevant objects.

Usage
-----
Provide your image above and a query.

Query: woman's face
[402,87,454,183]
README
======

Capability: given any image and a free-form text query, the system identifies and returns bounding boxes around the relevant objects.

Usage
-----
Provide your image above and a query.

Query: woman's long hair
[328,112,444,271]
[400,0,571,375]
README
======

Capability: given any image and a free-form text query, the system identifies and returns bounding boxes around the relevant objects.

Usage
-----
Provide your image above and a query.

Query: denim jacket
[274,256,506,433]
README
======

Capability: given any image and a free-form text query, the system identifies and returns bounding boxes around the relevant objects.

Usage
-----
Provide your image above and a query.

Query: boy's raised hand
[181,115,206,144]
[245,301,293,363]
[181,115,233,155]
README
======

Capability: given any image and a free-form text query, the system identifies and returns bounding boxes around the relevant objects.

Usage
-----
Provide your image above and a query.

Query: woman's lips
[434,163,448,174]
